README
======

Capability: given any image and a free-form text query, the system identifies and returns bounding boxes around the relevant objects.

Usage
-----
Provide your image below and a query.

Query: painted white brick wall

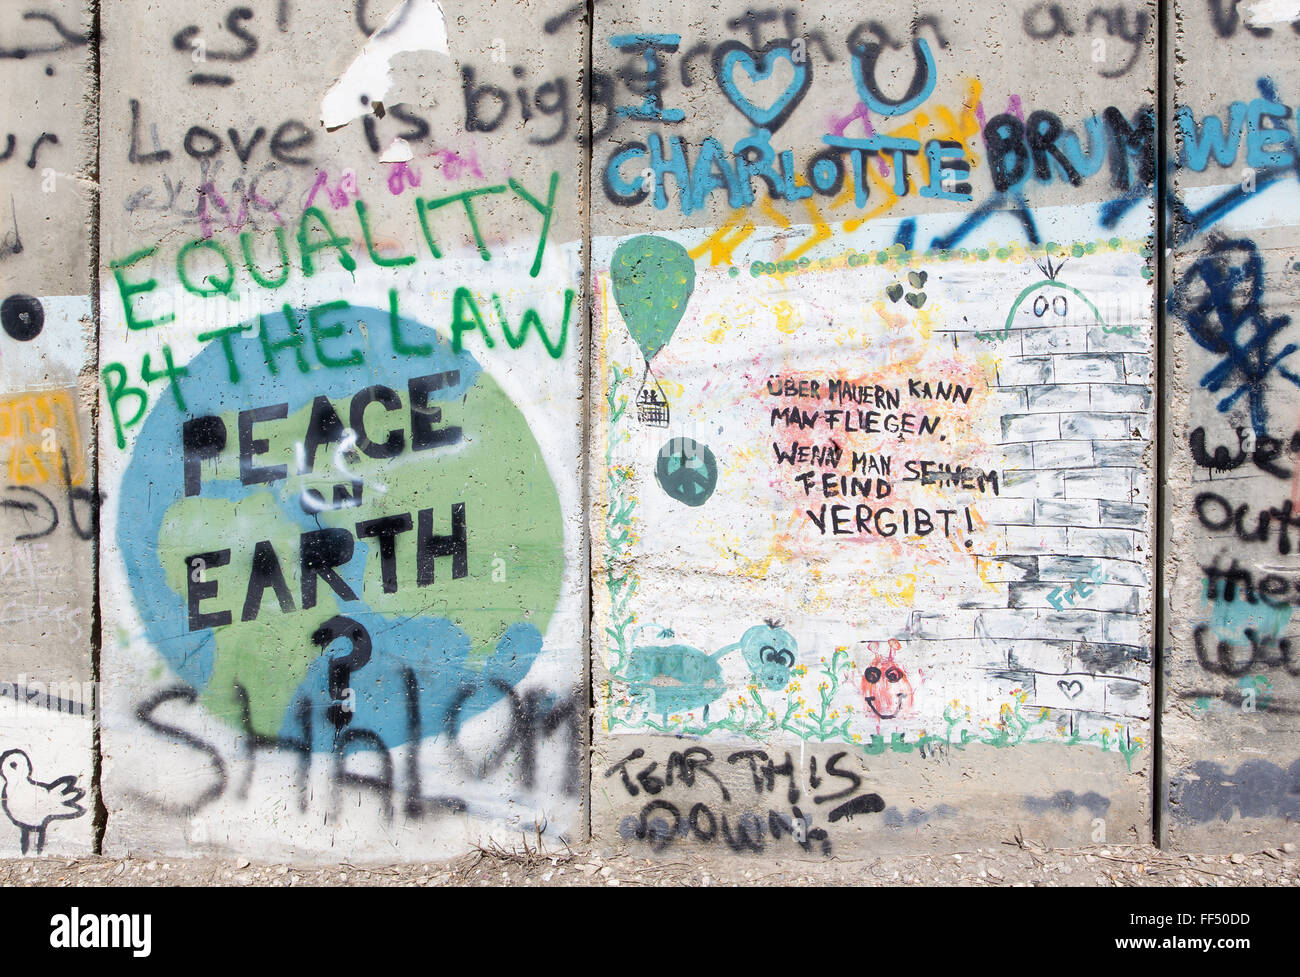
[966,273,1152,725]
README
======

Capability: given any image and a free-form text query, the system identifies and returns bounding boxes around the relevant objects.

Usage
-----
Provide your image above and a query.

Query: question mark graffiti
[312,615,373,737]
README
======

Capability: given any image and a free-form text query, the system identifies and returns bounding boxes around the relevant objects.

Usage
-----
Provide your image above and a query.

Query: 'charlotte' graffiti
[601,28,975,215]
[598,22,1166,222]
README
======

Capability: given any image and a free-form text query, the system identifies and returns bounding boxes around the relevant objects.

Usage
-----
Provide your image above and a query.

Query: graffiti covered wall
[590,0,1160,856]
[1163,0,1300,850]
[97,0,587,859]
[0,0,96,857]
[0,0,1294,863]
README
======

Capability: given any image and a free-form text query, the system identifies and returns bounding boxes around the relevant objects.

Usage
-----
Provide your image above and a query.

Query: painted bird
[0,749,86,855]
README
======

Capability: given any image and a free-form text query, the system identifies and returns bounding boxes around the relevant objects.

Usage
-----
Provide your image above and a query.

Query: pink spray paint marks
[387,160,421,196]
[428,147,484,181]
[828,102,872,138]
[192,174,288,239]
[303,168,359,210]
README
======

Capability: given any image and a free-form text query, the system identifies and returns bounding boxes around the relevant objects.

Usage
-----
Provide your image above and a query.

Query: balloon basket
[636,375,671,428]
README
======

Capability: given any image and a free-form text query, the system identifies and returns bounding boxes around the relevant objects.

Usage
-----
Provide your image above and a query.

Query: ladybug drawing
[860,640,913,720]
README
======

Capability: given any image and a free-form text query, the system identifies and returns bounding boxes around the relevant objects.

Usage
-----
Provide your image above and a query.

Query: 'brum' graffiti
[595,15,1173,234]
[116,303,565,750]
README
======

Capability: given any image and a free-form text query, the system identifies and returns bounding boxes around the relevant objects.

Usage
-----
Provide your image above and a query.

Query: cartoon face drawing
[1006,261,1109,332]
[980,258,1115,344]
[739,620,797,691]
[860,640,912,719]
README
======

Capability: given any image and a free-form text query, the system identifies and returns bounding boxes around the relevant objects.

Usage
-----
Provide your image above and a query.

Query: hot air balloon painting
[609,235,697,428]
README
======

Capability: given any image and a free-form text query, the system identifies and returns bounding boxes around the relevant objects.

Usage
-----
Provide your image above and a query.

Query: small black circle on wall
[1,294,45,341]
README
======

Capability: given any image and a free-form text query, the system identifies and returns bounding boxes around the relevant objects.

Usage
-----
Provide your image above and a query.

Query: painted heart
[905,291,927,309]
[712,40,811,133]
[1058,679,1084,700]
[908,270,928,288]
[886,283,904,303]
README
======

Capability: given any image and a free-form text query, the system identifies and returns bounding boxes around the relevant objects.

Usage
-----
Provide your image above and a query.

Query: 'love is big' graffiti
[116,303,565,750]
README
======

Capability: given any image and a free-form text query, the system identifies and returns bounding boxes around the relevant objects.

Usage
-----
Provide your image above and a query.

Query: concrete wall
[0,0,97,857]
[590,0,1159,857]
[96,0,587,860]
[1162,0,1300,851]
[0,0,1291,863]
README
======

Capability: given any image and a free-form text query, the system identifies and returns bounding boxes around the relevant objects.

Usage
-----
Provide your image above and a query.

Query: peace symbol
[655,437,718,507]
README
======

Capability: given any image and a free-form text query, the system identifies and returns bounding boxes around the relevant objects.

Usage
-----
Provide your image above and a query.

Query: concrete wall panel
[590,0,1159,857]
[97,0,588,861]
[1162,0,1300,851]
[0,0,97,857]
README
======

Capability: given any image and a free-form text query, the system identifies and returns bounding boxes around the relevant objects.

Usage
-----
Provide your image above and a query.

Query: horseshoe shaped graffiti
[847,36,937,118]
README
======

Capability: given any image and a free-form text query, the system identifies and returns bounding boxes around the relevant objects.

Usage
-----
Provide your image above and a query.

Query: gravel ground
[1,841,1296,886]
